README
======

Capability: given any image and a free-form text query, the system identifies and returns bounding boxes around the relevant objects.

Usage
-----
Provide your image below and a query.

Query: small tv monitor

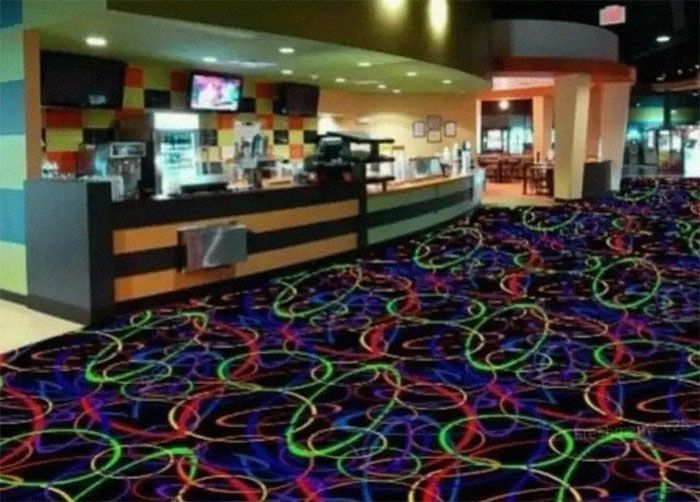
[189,72,242,111]
[41,51,126,108]
[274,83,320,117]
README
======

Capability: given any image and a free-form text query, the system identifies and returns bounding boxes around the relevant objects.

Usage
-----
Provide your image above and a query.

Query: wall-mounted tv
[41,51,127,108]
[189,71,242,111]
[273,83,320,117]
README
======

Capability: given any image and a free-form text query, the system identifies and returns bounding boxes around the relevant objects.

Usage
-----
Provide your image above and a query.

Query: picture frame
[427,129,442,143]
[426,115,442,131]
[412,121,426,138]
[444,120,457,137]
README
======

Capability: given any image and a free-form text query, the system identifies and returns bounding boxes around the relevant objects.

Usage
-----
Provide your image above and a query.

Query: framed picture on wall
[426,115,442,131]
[427,129,442,143]
[444,120,456,137]
[412,121,426,138]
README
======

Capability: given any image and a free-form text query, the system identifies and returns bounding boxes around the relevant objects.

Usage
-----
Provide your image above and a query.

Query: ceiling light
[228,60,277,68]
[442,79,452,84]
[335,77,346,83]
[202,56,217,63]
[677,69,683,75]
[278,47,295,54]
[281,69,293,75]
[656,35,670,43]
[406,71,417,77]
[392,89,401,94]
[310,74,319,80]
[377,84,387,89]
[498,100,510,110]
[695,64,699,70]
[428,0,449,37]
[85,36,107,47]
[358,61,372,67]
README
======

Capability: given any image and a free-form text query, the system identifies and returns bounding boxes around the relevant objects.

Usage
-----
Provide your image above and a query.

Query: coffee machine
[80,142,146,200]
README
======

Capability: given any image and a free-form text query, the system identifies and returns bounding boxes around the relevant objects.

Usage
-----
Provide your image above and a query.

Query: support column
[599,82,631,191]
[532,95,553,162]
[475,99,482,154]
[553,73,591,200]
[586,85,602,159]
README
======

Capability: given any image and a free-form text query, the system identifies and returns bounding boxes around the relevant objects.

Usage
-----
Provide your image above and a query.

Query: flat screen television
[41,51,126,108]
[189,71,242,111]
[274,83,320,117]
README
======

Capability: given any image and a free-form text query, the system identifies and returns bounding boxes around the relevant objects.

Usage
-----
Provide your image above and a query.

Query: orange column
[553,73,591,199]
[586,85,602,159]
[533,95,553,162]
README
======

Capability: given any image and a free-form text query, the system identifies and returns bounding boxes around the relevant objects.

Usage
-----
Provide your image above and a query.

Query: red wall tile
[290,144,304,160]
[124,66,144,88]
[170,70,189,93]
[255,82,274,99]
[116,108,145,121]
[218,113,235,129]
[44,109,83,128]
[257,114,273,130]
[47,151,78,172]
[288,116,304,130]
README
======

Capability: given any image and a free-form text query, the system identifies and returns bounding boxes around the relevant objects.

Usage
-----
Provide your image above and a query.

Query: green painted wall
[0,0,28,296]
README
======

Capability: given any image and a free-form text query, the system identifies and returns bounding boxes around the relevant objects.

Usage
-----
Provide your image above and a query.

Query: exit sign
[599,4,626,26]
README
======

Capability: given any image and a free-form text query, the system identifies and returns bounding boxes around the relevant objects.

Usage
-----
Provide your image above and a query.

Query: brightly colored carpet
[1,178,699,501]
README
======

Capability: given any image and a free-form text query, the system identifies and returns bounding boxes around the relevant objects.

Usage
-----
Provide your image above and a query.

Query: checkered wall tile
[42,63,318,171]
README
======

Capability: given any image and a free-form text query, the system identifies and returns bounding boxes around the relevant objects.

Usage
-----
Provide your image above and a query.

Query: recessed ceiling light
[677,69,683,75]
[392,89,401,94]
[278,47,295,54]
[358,61,372,67]
[377,84,387,89]
[335,77,346,83]
[498,100,510,110]
[695,64,699,69]
[442,79,452,84]
[85,36,107,47]
[406,71,417,77]
[202,56,217,63]
[310,74,319,80]
[281,69,293,75]
[656,34,670,43]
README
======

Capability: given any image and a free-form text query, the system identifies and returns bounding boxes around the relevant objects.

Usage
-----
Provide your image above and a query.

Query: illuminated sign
[599,5,626,26]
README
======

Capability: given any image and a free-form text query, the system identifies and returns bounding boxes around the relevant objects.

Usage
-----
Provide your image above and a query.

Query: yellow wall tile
[82,109,115,128]
[303,117,318,130]
[45,128,83,152]
[217,129,235,147]
[288,130,303,145]
[256,99,272,114]
[199,113,217,129]
[0,242,27,295]
[273,115,289,129]
[274,144,290,159]
[143,65,171,90]
[122,87,144,109]
[304,143,317,156]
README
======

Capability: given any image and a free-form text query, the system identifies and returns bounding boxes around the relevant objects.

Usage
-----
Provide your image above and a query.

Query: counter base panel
[115,232,358,302]
[368,200,475,245]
